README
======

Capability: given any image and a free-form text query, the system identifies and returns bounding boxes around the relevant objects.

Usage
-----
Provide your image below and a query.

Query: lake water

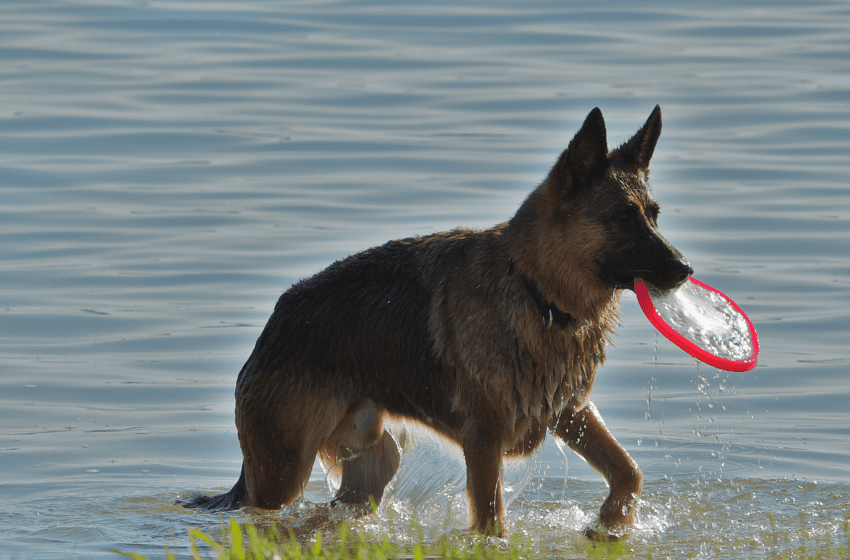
[1,1,849,558]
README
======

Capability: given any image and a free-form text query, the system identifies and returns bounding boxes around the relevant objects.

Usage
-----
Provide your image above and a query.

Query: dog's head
[530,106,692,302]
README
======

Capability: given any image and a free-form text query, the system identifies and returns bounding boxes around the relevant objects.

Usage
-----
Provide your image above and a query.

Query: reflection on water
[1,0,849,557]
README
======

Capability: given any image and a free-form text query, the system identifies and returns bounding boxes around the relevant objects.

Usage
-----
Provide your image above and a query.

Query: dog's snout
[663,253,693,289]
[641,240,693,290]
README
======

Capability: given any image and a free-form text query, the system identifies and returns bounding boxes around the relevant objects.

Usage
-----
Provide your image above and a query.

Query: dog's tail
[180,464,246,511]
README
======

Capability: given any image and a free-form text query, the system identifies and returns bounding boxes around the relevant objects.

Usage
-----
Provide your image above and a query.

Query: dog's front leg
[462,420,506,536]
[553,401,642,541]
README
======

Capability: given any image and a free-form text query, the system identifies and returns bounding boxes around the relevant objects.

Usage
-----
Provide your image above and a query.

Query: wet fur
[184,106,692,540]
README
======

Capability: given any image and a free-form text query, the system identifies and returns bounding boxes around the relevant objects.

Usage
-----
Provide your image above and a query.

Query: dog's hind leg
[318,399,400,509]
[326,432,400,509]
[553,401,643,541]
[236,392,350,510]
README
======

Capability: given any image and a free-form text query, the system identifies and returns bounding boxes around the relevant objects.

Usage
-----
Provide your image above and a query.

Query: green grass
[111,517,633,560]
[114,510,850,560]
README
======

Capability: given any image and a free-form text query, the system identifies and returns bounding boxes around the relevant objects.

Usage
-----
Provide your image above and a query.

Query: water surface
[1,1,849,558]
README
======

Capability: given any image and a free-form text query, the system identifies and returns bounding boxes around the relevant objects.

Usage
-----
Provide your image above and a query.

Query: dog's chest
[510,319,607,419]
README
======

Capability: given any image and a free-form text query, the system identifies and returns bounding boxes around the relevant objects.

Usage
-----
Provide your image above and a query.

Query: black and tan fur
[185,106,692,540]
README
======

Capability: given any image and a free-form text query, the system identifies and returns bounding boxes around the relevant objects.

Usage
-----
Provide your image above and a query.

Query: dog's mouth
[601,261,694,293]
[608,272,636,291]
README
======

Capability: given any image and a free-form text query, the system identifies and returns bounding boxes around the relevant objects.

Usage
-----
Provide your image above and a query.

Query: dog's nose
[663,259,693,289]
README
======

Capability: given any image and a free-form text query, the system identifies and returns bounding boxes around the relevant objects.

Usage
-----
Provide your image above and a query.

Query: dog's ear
[616,105,662,169]
[552,107,609,193]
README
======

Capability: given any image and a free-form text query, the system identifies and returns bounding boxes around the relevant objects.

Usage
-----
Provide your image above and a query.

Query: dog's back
[240,236,439,414]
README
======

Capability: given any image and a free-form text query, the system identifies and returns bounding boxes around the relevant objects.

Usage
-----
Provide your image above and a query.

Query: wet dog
[185,106,692,540]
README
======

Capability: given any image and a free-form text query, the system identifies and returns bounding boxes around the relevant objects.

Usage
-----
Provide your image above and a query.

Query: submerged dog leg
[554,402,643,541]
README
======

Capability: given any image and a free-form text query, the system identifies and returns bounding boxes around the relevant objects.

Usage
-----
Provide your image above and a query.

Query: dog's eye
[614,207,635,225]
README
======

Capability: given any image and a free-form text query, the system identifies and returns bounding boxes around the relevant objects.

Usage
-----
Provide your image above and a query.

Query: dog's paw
[328,497,375,518]
[584,519,631,543]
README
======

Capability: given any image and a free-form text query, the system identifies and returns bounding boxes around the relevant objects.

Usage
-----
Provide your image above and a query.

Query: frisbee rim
[634,277,759,372]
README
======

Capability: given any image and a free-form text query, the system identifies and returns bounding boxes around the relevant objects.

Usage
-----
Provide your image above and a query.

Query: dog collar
[522,276,573,329]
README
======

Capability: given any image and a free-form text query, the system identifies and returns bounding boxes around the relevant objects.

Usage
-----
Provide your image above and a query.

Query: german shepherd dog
[186,106,692,541]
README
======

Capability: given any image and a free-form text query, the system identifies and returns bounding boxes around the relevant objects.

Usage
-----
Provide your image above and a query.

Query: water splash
[551,434,571,499]
[379,420,467,525]
[322,419,541,535]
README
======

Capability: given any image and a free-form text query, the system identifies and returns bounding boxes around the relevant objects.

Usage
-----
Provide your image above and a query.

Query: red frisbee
[634,277,759,372]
